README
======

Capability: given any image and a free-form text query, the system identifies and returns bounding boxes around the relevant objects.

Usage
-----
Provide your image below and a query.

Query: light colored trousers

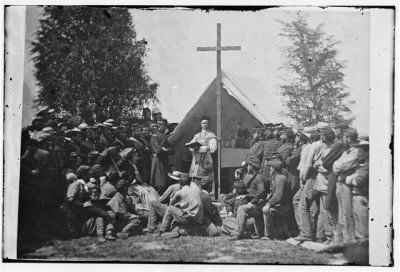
[336,182,355,243]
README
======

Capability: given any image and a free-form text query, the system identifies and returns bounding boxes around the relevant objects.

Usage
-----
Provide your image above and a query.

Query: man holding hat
[232,156,268,240]
[262,157,292,240]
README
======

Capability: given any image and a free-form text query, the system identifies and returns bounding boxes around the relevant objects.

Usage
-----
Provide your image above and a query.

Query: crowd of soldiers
[220,121,369,246]
[18,106,368,248]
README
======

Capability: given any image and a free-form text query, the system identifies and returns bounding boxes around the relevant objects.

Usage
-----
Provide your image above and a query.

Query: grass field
[20,234,337,264]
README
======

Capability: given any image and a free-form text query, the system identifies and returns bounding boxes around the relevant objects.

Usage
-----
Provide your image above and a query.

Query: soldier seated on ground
[59,172,89,238]
[143,173,191,234]
[221,167,247,217]
[107,179,142,238]
[219,172,250,236]
[177,176,222,237]
[82,186,116,242]
[157,176,204,235]
[262,158,292,240]
[158,171,183,204]
[231,156,269,240]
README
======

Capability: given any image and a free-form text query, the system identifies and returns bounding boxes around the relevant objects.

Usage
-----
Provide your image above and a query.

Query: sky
[130,7,370,134]
[23,7,370,135]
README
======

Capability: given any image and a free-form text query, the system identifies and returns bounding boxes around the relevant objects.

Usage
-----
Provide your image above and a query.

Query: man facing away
[144,173,191,234]
[158,178,204,234]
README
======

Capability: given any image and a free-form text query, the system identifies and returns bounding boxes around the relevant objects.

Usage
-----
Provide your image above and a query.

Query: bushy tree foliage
[278,12,354,126]
[31,6,158,121]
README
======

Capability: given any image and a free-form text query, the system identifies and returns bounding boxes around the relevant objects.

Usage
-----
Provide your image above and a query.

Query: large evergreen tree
[31,6,158,121]
[278,12,354,126]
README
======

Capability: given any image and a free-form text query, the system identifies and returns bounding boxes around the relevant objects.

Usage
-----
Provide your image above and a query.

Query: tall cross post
[196,23,241,200]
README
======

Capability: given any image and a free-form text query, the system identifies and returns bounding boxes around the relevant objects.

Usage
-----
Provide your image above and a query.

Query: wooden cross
[196,23,241,200]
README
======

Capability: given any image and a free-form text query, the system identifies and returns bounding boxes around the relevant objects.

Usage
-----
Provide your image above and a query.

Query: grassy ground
[20,234,336,264]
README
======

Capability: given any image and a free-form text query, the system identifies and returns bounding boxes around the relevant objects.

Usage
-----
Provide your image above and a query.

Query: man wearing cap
[322,121,350,213]
[158,118,170,136]
[261,125,282,188]
[149,122,170,193]
[346,139,369,240]
[107,179,141,237]
[332,128,360,243]
[221,168,247,217]
[294,127,324,242]
[277,128,295,165]
[262,158,292,240]
[246,127,265,162]
[312,128,337,244]
[199,177,222,235]
[285,130,308,236]
[99,125,115,151]
[144,173,191,234]
[138,124,152,184]
[152,107,163,123]
[59,172,89,237]
[187,116,217,192]
[219,174,249,236]
[82,186,116,242]
[232,156,268,239]
[142,108,152,128]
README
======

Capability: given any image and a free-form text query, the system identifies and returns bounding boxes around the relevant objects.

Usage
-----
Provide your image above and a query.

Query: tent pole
[216,23,221,201]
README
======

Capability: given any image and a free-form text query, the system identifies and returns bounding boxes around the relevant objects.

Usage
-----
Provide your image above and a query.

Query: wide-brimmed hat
[78,123,89,130]
[168,171,182,181]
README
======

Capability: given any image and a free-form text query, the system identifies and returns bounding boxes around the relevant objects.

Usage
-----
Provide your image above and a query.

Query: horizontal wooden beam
[196,46,216,51]
[196,46,241,52]
[221,46,241,51]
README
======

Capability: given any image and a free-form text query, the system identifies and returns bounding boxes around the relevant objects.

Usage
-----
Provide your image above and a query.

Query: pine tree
[278,12,354,127]
[31,6,158,121]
